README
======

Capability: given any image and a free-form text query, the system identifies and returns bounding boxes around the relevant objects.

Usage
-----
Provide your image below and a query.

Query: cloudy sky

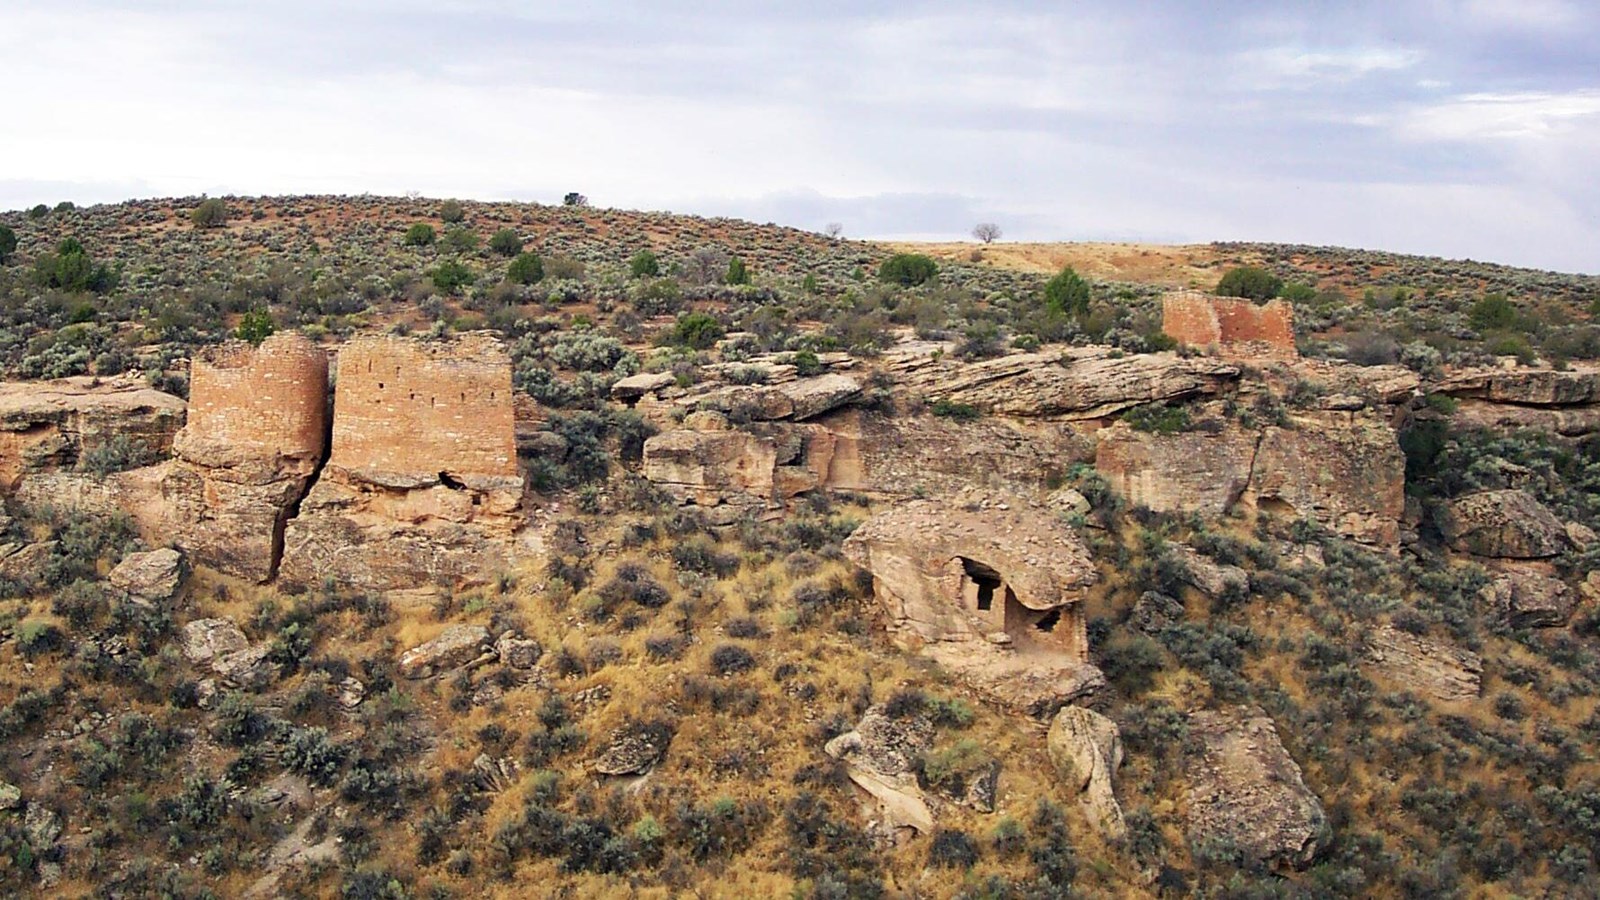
[3,1,1597,272]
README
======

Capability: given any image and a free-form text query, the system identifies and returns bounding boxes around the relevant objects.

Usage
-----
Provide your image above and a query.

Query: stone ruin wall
[1163,290,1297,357]
[330,334,518,481]
[181,332,329,462]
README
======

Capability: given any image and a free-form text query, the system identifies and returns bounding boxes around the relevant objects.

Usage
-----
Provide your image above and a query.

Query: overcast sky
[3,1,1597,273]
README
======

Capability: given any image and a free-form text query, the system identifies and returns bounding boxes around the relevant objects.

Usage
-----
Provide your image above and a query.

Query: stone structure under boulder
[843,494,1103,712]
[280,333,527,592]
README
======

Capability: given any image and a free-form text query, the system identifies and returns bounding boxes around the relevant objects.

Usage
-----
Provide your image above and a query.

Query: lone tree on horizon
[563,192,589,207]
[972,222,1002,244]
[825,222,843,240]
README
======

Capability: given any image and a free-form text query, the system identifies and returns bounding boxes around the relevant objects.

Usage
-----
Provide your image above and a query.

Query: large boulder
[398,624,491,679]
[1047,706,1126,838]
[1364,624,1482,702]
[180,618,273,687]
[1480,568,1574,628]
[1184,706,1329,870]
[108,548,185,602]
[824,705,937,834]
[591,721,674,776]
[1439,490,1570,559]
[1171,544,1249,600]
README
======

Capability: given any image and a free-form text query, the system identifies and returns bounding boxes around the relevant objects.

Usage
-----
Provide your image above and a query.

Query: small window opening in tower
[960,558,1002,612]
[1034,609,1061,633]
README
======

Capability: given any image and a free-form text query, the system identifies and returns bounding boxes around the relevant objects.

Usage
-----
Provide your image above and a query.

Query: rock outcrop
[1184,706,1329,870]
[108,548,185,602]
[1364,624,1482,702]
[1436,367,1600,437]
[591,721,673,776]
[824,705,937,834]
[1097,406,1405,547]
[0,375,185,490]
[1047,706,1126,838]
[280,333,526,591]
[896,348,1240,420]
[1481,568,1574,627]
[397,624,492,679]
[843,495,1103,711]
[1439,490,1570,559]
[181,618,273,687]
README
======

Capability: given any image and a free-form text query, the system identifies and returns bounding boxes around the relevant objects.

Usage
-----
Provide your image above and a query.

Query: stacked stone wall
[1163,291,1296,357]
[330,333,517,479]
[185,332,328,461]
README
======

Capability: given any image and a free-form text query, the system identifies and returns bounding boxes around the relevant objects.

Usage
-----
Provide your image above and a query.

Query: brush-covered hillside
[0,195,1598,900]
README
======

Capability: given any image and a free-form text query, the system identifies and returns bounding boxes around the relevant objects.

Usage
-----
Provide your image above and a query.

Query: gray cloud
[2,0,1596,272]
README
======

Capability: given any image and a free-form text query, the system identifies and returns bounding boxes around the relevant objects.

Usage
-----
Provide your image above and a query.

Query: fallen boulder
[1047,706,1126,838]
[108,548,185,602]
[398,624,491,679]
[1481,568,1574,628]
[1364,624,1482,702]
[824,705,937,834]
[1184,706,1329,870]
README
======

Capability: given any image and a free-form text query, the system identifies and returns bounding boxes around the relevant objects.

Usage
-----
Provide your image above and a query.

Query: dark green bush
[629,250,660,278]
[726,256,749,285]
[488,228,522,256]
[34,237,116,293]
[190,198,228,229]
[508,251,544,284]
[878,253,938,286]
[1470,293,1519,332]
[0,224,18,264]
[672,312,724,350]
[1215,266,1283,301]
[1043,266,1090,317]
[430,260,474,294]
[403,223,436,246]
[235,309,275,345]
[930,399,980,421]
[1122,402,1191,434]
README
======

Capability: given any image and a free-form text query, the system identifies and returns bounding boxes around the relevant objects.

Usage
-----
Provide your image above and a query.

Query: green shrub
[489,228,522,256]
[930,399,980,421]
[1470,293,1520,332]
[1280,281,1317,302]
[672,312,724,350]
[190,198,228,229]
[1043,266,1090,317]
[28,203,48,220]
[34,237,116,293]
[632,277,682,315]
[928,828,980,869]
[442,226,479,253]
[431,260,474,294]
[235,309,275,346]
[878,253,938,286]
[563,192,588,207]
[1123,402,1191,434]
[789,349,825,376]
[15,620,63,657]
[1215,266,1283,301]
[403,223,436,246]
[439,199,465,223]
[629,250,660,278]
[508,251,544,284]
[725,256,749,285]
[0,225,17,264]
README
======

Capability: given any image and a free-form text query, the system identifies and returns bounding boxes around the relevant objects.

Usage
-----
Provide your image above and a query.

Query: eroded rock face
[108,548,185,602]
[1481,568,1574,627]
[398,624,491,679]
[591,721,673,776]
[1439,490,1570,559]
[1047,706,1126,838]
[1184,707,1329,870]
[180,618,273,687]
[280,333,526,591]
[824,705,936,834]
[843,495,1103,711]
[1365,624,1482,702]
[1096,407,1405,547]
[898,349,1240,420]
[0,375,186,491]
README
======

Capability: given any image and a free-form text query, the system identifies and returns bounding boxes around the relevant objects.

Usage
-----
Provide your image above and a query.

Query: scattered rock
[24,803,61,852]
[825,705,937,834]
[591,721,674,776]
[398,624,491,679]
[108,548,185,602]
[1365,624,1482,702]
[610,371,677,402]
[1481,569,1574,628]
[1047,706,1126,838]
[495,633,543,669]
[1171,544,1249,600]
[1184,706,1329,870]
[0,782,21,810]
[472,754,520,793]
[337,678,366,710]
[1440,490,1570,559]
[180,618,273,687]
[1131,591,1185,634]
